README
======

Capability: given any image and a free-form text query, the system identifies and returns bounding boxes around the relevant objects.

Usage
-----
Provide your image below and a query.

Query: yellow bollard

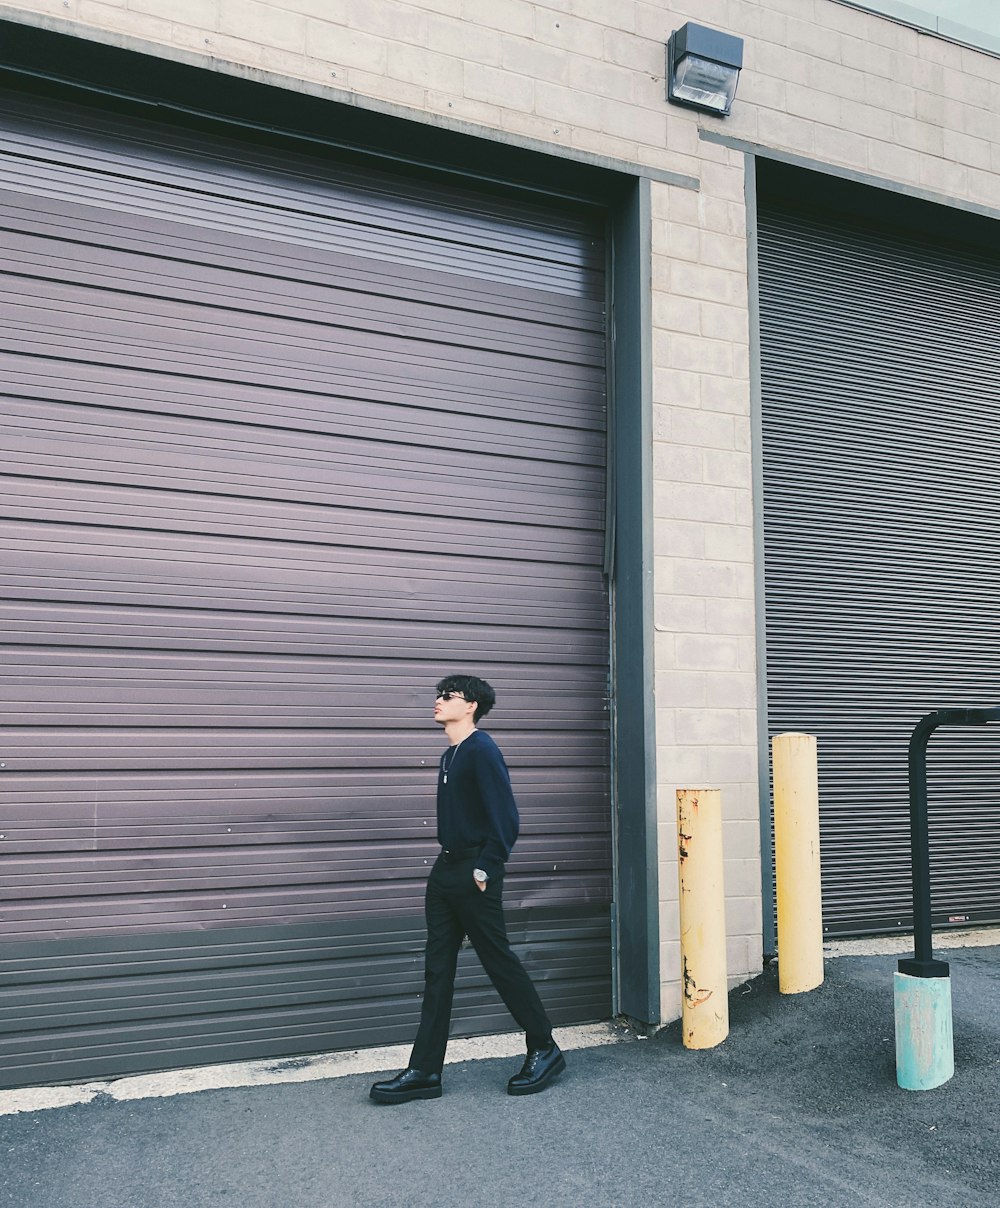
[772,732,824,994]
[676,788,729,1049]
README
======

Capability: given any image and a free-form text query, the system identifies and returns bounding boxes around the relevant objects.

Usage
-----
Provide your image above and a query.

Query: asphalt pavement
[3,946,999,1208]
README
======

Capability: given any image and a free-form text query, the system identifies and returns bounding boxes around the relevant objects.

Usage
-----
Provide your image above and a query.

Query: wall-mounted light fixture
[666,23,744,117]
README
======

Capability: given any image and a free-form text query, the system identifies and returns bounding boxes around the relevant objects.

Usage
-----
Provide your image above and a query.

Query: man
[370,674,565,1103]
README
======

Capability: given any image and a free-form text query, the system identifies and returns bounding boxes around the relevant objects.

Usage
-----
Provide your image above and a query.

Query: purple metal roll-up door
[0,91,611,1087]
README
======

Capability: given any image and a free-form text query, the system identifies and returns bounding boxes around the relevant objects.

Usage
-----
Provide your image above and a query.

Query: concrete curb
[0,1019,632,1117]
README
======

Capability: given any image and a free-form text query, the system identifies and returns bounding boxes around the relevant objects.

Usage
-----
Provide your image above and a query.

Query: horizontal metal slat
[0,873,612,937]
[0,227,606,362]
[0,102,606,297]
[0,192,605,336]
[0,601,609,661]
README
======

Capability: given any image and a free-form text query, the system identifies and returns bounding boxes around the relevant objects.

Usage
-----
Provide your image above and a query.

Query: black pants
[408,855,553,1074]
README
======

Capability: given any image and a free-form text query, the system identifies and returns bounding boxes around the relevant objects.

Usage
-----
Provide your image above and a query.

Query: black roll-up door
[0,91,611,1088]
[756,163,1000,937]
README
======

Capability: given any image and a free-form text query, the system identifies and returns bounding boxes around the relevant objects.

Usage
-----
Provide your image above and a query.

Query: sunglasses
[435,691,466,701]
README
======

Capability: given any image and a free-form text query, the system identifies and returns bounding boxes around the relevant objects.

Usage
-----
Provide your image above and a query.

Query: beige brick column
[650,145,760,1019]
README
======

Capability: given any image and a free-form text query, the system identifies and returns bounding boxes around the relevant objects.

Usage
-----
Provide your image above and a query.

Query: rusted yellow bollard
[677,788,729,1049]
[772,732,824,994]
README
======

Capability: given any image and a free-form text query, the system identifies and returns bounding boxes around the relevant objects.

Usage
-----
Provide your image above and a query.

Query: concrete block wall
[649,141,756,1017]
[4,0,999,1023]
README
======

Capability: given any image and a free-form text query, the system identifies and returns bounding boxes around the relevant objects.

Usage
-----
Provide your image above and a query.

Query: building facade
[2,0,1000,1087]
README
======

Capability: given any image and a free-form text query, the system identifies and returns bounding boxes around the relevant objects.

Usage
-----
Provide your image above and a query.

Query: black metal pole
[898,714,947,977]
[898,707,1000,979]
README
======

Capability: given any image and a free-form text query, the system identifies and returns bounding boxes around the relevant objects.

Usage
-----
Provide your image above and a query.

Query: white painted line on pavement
[0,1021,630,1117]
[826,925,1000,957]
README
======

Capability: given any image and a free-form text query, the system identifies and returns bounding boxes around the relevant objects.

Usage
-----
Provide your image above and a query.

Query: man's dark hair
[436,674,496,724]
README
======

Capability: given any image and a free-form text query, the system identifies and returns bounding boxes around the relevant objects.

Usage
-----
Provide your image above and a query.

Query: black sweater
[436,729,519,879]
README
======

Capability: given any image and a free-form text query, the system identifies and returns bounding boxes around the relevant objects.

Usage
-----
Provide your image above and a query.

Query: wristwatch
[473,868,489,884]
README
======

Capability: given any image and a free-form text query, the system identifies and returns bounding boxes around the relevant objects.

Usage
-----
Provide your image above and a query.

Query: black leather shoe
[369,1068,442,1104]
[507,1043,566,1096]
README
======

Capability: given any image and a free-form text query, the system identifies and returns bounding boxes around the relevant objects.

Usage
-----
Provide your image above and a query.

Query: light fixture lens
[672,55,738,114]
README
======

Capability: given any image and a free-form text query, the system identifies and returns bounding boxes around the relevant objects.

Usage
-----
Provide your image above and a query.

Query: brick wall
[649,144,757,1015]
[4,0,999,1022]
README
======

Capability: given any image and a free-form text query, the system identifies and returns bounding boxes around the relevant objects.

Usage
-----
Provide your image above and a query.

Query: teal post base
[894,971,954,1091]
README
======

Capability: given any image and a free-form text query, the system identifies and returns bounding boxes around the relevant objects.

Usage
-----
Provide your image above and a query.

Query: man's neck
[444,720,477,746]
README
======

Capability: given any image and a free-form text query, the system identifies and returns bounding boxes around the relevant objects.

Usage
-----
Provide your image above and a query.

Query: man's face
[433,689,476,726]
